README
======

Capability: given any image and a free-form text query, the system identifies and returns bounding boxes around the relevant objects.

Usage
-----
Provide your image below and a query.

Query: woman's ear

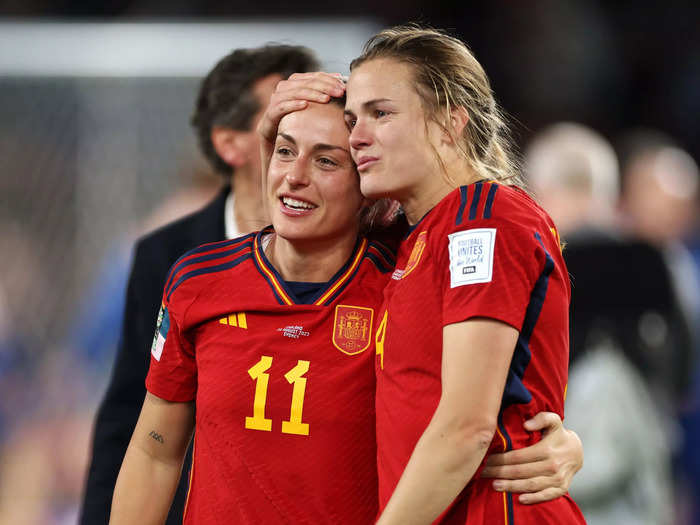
[211,126,253,167]
[448,106,469,140]
[435,106,469,147]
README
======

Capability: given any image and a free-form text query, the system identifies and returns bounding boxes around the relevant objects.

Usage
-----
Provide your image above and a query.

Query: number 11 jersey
[146,227,395,524]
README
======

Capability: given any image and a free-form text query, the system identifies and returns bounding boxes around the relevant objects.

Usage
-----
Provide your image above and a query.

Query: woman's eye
[276,147,292,156]
[318,157,337,167]
[374,109,388,118]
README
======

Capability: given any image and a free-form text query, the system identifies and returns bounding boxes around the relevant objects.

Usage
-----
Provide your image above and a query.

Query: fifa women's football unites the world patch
[150,304,170,361]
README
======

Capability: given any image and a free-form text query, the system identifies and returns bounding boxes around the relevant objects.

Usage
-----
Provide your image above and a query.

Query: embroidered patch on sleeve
[448,228,497,287]
[150,305,170,361]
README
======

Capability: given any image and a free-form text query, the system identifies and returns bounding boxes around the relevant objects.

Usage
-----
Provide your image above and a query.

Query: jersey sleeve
[437,221,548,330]
[145,287,197,402]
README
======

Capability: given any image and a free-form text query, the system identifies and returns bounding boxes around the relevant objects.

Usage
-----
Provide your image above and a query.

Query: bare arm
[110,392,195,525]
[376,318,518,525]
[482,412,583,503]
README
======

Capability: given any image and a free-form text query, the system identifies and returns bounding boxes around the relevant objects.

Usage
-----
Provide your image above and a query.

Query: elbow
[445,408,497,446]
[463,420,497,453]
[456,422,496,473]
[437,415,497,470]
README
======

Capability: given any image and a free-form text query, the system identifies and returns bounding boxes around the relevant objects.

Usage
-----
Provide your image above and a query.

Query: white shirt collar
[224,191,240,240]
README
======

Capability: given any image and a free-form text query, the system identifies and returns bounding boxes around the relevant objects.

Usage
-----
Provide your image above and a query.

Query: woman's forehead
[278,103,349,145]
[346,59,418,108]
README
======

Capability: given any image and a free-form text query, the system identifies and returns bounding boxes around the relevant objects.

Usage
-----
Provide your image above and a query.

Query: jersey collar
[252,226,368,306]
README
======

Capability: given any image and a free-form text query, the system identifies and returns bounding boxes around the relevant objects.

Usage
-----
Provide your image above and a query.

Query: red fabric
[375,183,585,523]
[147,230,390,524]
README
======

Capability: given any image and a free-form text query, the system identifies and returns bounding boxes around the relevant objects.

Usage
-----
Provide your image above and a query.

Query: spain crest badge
[332,305,374,355]
[403,230,427,278]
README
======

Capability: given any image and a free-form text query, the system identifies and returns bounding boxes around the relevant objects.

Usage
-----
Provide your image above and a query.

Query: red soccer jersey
[146,227,395,524]
[374,182,585,524]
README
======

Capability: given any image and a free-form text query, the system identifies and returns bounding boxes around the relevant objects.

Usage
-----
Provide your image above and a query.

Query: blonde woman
[268,25,586,524]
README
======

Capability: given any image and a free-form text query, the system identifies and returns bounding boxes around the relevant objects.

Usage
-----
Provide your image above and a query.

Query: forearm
[110,393,194,524]
[377,412,494,525]
[378,320,516,525]
[110,441,184,525]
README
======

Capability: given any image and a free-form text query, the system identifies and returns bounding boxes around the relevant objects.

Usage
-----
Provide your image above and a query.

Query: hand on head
[257,72,347,193]
[257,72,346,147]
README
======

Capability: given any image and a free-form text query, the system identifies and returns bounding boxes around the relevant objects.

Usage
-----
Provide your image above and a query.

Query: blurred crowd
[0,171,219,524]
[526,125,700,525]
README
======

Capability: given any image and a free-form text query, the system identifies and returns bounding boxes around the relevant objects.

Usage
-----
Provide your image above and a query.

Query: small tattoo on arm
[149,430,164,443]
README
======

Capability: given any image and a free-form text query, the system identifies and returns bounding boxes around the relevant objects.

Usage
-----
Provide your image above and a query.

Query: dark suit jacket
[80,186,229,525]
[563,228,694,402]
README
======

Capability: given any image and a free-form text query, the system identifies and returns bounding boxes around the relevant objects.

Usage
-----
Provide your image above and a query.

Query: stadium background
[0,1,698,523]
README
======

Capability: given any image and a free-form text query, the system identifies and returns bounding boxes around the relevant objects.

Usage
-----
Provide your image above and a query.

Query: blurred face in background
[621,147,699,244]
[228,73,283,179]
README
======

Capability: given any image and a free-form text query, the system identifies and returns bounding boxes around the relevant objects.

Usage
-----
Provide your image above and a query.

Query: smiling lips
[280,195,317,216]
[356,156,379,172]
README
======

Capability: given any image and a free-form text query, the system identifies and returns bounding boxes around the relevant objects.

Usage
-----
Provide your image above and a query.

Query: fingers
[485,416,575,468]
[492,475,563,495]
[486,452,576,503]
[265,99,309,124]
[481,458,557,480]
[524,411,562,433]
[483,414,581,504]
[276,72,345,101]
[518,487,567,505]
[256,100,306,145]
[491,468,572,503]
[485,442,549,467]
[257,72,346,144]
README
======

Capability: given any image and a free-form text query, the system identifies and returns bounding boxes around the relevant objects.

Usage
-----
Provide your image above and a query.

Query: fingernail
[493,481,504,491]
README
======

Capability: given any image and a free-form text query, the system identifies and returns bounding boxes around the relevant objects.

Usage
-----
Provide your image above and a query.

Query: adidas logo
[219,312,248,329]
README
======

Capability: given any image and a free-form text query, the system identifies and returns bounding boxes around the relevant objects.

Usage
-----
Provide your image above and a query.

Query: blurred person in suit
[617,134,700,524]
[79,45,320,525]
[526,123,687,525]
[618,136,700,329]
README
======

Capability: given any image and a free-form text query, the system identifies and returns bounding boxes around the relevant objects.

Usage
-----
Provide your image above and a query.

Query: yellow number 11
[245,356,310,436]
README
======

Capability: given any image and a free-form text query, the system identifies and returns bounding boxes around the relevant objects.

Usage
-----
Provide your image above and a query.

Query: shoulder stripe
[165,238,254,299]
[164,233,255,289]
[365,252,392,274]
[502,231,555,408]
[521,232,555,340]
[483,183,499,219]
[468,181,484,221]
[368,239,396,262]
[184,232,256,259]
[165,232,256,282]
[456,185,468,225]
[367,241,396,268]
[166,252,253,302]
